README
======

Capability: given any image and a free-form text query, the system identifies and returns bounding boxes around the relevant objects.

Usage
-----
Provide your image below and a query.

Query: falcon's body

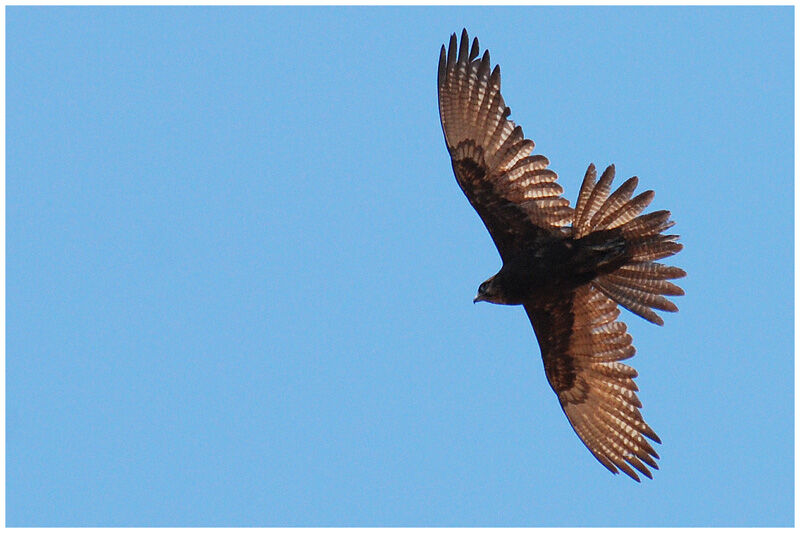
[438,30,685,482]
[475,228,631,305]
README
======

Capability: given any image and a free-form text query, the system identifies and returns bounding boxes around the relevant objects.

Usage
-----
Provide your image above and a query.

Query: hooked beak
[473,294,485,304]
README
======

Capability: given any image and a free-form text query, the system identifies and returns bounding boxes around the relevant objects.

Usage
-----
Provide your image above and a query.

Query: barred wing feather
[437,29,572,259]
[524,286,662,482]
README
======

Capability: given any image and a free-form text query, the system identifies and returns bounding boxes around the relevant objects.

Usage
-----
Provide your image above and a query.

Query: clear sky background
[7,6,793,527]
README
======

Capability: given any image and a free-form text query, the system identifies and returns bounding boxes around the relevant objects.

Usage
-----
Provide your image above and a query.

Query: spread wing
[437,29,572,260]
[524,285,661,481]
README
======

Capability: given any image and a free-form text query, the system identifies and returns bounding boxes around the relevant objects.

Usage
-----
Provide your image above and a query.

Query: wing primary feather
[490,64,501,87]
[479,49,491,78]
[447,33,457,70]
[525,286,663,481]
[625,455,653,479]
[458,28,469,64]
[469,35,480,61]
[438,45,447,86]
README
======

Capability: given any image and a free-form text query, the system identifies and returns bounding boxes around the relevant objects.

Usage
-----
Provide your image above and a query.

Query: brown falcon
[438,29,685,481]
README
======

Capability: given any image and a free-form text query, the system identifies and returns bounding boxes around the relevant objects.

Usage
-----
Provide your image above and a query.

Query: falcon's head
[474,275,510,305]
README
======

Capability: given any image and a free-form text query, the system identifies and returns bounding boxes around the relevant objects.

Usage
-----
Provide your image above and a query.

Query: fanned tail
[573,164,685,326]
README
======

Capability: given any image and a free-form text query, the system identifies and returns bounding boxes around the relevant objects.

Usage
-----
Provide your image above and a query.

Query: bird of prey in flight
[437,29,684,481]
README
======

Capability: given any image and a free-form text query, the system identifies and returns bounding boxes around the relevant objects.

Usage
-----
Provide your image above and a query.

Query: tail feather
[601,282,678,313]
[596,190,655,231]
[604,271,684,296]
[574,163,598,232]
[589,176,640,230]
[573,163,685,324]
[628,237,683,262]
[616,262,686,281]
[593,279,667,326]
[574,164,616,237]
[622,211,674,237]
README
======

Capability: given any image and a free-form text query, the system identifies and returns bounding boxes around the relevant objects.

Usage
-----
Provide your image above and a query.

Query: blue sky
[6,6,793,527]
